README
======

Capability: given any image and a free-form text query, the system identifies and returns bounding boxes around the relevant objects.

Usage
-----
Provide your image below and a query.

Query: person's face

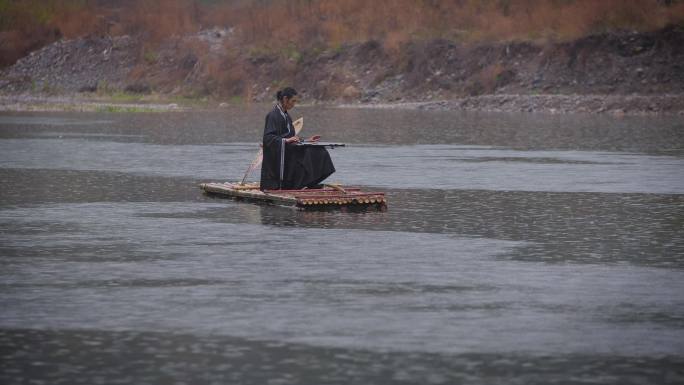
[283,95,298,111]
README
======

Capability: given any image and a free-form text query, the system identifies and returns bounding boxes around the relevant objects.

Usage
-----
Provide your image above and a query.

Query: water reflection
[2,202,683,357]
[3,329,682,385]
[2,139,682,193]
[1,108,683,384]
[1,107,683,152]
[2,168,682,269]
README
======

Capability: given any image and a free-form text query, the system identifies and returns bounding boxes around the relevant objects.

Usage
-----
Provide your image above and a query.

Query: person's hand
[286,136,301,144]
[308,135,321,142]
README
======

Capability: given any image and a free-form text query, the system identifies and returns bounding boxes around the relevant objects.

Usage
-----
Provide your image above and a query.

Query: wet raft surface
[200,182,387,210]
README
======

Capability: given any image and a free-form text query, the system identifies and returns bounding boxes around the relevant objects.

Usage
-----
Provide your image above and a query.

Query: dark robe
[259,105,335,190]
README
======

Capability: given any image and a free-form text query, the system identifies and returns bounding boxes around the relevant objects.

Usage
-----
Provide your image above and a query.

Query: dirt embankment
[1,25,683,114]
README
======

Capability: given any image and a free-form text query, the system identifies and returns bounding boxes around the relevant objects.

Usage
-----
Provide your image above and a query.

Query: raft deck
[200,182,387,210]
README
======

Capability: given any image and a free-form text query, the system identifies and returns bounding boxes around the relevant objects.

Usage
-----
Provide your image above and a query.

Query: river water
[1,105,683,384]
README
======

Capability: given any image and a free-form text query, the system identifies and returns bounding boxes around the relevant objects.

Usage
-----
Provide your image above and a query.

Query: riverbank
[396,93,684,116]
[2,92,683,116]
[0,94,188,112]
[1,24,683,114]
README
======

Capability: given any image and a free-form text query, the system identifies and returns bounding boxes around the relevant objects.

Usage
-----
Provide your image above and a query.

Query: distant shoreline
[2,25,683,115]
[341,94,684,116]
[1,93,683,116]
[0,94,188,113]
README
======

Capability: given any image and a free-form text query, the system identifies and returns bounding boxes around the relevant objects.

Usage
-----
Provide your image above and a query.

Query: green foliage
[168,94,211,107]
[247,45,275,59]
[0,0,89,31]
[270,79,287,90]
[282,44,302,63]
[40,81,60,95]
[197,0,226,4]
[327,42,345,56]
[95,105,157,113]
[143,50,158,64]
[31,3,52,24]
[106,91,143,102]
[0,0,11,31]
[0,0,50,30]
[96,80,111,95]
[308,45,325,57]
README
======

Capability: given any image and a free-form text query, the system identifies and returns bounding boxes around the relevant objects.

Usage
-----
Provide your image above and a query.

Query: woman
[260,87,335,190]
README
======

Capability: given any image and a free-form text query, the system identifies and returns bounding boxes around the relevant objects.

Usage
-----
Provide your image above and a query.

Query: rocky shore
[1,25,683,115]
[0,94,184,112]
[3,92,682,116]
[417,93,684,115]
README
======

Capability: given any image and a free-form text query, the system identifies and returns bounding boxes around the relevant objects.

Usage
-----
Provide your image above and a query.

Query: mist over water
[1,107,683,384]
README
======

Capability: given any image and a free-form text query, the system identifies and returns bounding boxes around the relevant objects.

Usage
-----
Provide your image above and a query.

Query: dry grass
[3,0,682,57]
[478,63,506,93]
[2,0,683,99]
[125,0,201,42]
[211,0,684,47]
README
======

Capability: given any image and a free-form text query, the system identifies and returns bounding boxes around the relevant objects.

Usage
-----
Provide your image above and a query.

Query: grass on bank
[3,1,684,56]
[2,0,683,103]
[93,104,159,113]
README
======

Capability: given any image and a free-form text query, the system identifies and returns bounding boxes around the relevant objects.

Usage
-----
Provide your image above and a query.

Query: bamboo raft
[200,182,387,210]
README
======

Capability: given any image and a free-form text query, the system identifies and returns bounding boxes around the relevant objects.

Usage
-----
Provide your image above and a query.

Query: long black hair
[276,87,297,102]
